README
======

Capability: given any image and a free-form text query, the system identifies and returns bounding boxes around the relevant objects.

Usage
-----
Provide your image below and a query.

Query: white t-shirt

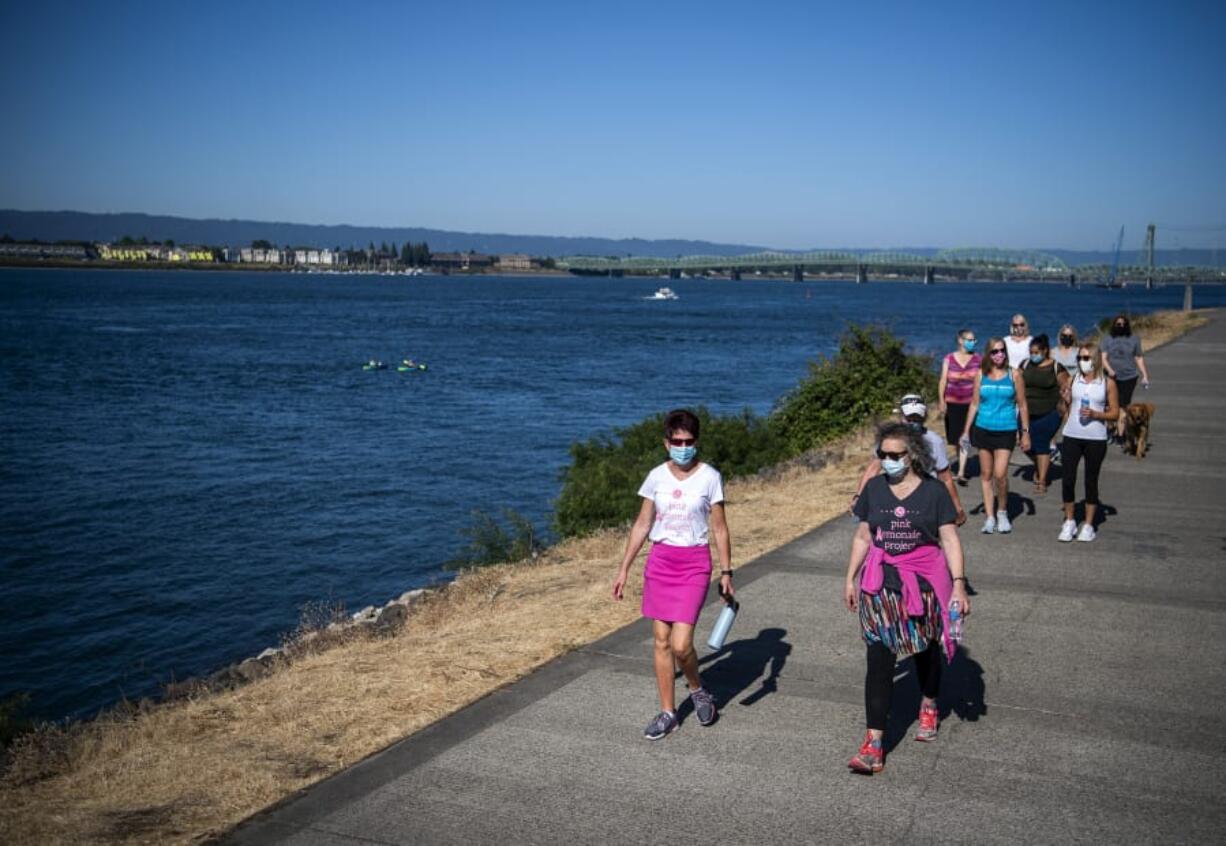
[638,462,725,547]
[1062,375,1109,441]
[869,429,949,475]
[1004,335,1033,370]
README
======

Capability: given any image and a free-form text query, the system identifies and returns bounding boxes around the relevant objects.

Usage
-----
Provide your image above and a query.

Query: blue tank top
[977,373,1018,431]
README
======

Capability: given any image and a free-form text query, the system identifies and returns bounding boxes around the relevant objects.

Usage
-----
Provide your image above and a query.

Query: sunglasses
[668,437,696,446]
[1077,355,1093,361]
[876,449,907,460]
[1011,323,1026,328]
[990,349,1006,355]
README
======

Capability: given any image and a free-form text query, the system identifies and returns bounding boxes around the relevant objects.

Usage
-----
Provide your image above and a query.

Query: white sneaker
[1076,523,1096,542]
[981,515,996,534]
[1058,520,1077,542]
[995,511,1012,533]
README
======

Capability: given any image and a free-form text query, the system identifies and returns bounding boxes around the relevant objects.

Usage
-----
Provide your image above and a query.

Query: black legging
[1061,435,1108,505]
[866,641,942,730]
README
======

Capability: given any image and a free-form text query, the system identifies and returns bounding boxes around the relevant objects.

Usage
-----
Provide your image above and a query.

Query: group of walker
[938,313,1149,542]
[611,316,1150,771]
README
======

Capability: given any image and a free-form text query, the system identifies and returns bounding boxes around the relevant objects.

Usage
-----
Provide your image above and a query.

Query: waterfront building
[98,243,171,261]
[289,248,342,266]
[0,242,91,260]
[239,247,285,264]
[496,254,533,271]
[432,252,494,270]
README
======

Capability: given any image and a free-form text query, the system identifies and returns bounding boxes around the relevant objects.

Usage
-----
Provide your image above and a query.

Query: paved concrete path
[228,314,1226,845]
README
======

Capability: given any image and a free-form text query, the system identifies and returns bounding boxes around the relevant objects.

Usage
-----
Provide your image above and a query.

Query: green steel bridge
[559,248,1223,285]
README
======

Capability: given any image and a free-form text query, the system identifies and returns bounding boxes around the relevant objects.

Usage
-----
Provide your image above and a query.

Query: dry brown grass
[1121,307,1211,350]
[0,433,878,845]
[1,308,1208,845]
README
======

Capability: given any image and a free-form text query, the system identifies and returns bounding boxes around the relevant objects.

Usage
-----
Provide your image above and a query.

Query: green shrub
[448,508,546,569]
[553,407,787,539]
[770,324,937,453]
[0,691,33,749]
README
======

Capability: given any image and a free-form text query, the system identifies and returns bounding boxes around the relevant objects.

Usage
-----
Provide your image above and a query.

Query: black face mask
[1059,334,1074,346]
[1111,325,1127,337]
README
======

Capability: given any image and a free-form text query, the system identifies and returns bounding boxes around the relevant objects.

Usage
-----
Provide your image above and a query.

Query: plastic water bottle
[1079,396,1091,424]
[707,598,740,651]
[948,600,963,644]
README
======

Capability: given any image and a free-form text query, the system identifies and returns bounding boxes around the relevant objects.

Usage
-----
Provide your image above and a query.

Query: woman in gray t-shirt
[1101,314,1151,440]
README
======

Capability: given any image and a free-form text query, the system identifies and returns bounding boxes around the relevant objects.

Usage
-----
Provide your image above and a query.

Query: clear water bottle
[707,597,739,651]
[1079,396,1091,424]
[948,600,963,644]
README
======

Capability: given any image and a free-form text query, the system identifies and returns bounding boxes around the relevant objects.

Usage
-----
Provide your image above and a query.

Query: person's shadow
[673,628,791,724]
[882,645,987,753]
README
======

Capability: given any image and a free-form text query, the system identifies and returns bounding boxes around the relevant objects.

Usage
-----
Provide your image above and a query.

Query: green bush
[552,324,936,540]
[1,691,33,749]
[448,508,546,569]
[553,407,787,539]
[771,324,937,453]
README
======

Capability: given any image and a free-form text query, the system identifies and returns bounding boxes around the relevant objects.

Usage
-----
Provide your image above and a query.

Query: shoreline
[0,308,1212,845]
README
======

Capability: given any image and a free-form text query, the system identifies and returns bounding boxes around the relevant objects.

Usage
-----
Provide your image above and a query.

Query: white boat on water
[647,287,679,301]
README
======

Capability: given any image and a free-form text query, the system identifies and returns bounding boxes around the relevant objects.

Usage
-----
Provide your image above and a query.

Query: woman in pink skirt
[612,408,734,740]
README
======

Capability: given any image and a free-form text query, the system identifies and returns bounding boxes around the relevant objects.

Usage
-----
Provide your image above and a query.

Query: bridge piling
[669,268,680,281]
[855,264,867,284]
[923,266,934,285]
[1184,284,1193,311]
[1069,273,1077,288]
[792,265,803,283]
[730,269,741,281]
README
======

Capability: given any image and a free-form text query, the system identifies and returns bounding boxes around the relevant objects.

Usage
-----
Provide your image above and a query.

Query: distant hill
[0,209,1220,266]
[0,210,768,259]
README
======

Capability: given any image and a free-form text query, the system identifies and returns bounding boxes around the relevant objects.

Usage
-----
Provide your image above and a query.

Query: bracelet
[720,569,734,576]
[952,576,967,583]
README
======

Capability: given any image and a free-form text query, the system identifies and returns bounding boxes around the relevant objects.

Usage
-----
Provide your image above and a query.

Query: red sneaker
[848,731,884,774]
[915,702,939,742]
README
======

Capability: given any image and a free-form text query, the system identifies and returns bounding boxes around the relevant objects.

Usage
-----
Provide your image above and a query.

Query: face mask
[1111,325,1126,337]
[1059,334,1074,346]
[1030,353,1043,364]
[1079,360,1094,374]
[962,339,976,352]
[881,457,908,479]
[669,445,697,465]
[906,420,924,433]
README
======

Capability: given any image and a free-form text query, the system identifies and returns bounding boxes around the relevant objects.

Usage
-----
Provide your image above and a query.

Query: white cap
[899,394,927,418]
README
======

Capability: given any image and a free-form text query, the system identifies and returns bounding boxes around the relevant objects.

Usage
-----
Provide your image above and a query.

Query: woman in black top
[1021,334,1062,494]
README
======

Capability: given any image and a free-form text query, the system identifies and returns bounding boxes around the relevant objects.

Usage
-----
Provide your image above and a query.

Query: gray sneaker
[690,687,717,726]
[644,710,679,741]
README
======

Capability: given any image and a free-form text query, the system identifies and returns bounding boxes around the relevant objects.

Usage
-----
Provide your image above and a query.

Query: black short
[944,402,970,446]
[971,425,1017,452]
[1114,377,1138,406]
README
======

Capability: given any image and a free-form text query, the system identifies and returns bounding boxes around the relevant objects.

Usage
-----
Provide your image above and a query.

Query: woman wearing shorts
[960,338,1030,534]
[1021,334,1062,494]
[937,328,980,484]
[613,408,733,740]
[1058,342,1120,542]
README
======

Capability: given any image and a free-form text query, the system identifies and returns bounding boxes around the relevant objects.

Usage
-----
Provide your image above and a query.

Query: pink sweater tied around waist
[859,541,957,663]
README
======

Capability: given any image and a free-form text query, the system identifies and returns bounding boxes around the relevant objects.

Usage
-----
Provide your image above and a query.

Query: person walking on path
[613,409,734,740]
[1004,314,1033,369]
[937,329,981,484]
[1101,314,1151,442]
[961,339,1031,534]
[844,422,970,774]
[852,394,967,526]
[1053,324,1081,380]
[1058,343,1120,542]
[1021,335,1062,494]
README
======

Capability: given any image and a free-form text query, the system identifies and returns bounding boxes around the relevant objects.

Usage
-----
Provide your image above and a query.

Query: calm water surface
[2,269,1221,719]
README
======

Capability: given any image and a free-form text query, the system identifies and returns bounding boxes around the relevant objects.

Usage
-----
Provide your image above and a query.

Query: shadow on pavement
[883,646,987,752]
[681,628,792,718]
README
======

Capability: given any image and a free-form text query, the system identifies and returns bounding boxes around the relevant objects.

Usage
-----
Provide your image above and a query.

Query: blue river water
[2,268,1222,720]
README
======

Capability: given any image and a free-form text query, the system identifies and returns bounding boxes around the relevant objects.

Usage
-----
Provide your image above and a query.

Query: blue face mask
[962,339,976,352]
[669,445,697,465]
[881,457,908,479]
[1030,353,1043,364]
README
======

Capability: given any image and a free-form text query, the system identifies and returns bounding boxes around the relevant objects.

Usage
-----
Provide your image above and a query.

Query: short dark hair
[1030,333,1050,355]
[1112,314,1132,336]
[664,408,700,440]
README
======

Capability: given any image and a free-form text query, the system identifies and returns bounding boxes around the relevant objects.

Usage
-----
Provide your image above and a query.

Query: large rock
[375,603,409,632]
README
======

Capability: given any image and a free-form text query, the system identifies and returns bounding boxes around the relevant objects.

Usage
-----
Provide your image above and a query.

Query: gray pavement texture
[226,314,1226,846]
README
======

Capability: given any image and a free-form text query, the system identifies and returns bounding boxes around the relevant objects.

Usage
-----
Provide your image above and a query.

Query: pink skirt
[641,543,712,625]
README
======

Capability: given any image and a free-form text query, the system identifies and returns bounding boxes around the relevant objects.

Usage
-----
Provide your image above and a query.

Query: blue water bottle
[948,600,963,644]
[707,597,739,650]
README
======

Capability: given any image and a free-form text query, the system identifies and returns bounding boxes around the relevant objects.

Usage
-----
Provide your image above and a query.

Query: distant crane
[1104,225,1125,288]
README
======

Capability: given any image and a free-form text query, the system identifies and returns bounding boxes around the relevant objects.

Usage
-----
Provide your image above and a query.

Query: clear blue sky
[2,0,1223,250]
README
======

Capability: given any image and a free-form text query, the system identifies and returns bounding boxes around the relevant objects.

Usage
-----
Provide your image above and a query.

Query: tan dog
[1123,403,1155,459]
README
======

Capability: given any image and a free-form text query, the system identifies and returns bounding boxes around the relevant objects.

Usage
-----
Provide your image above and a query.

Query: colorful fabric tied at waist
[859,542,956,663]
